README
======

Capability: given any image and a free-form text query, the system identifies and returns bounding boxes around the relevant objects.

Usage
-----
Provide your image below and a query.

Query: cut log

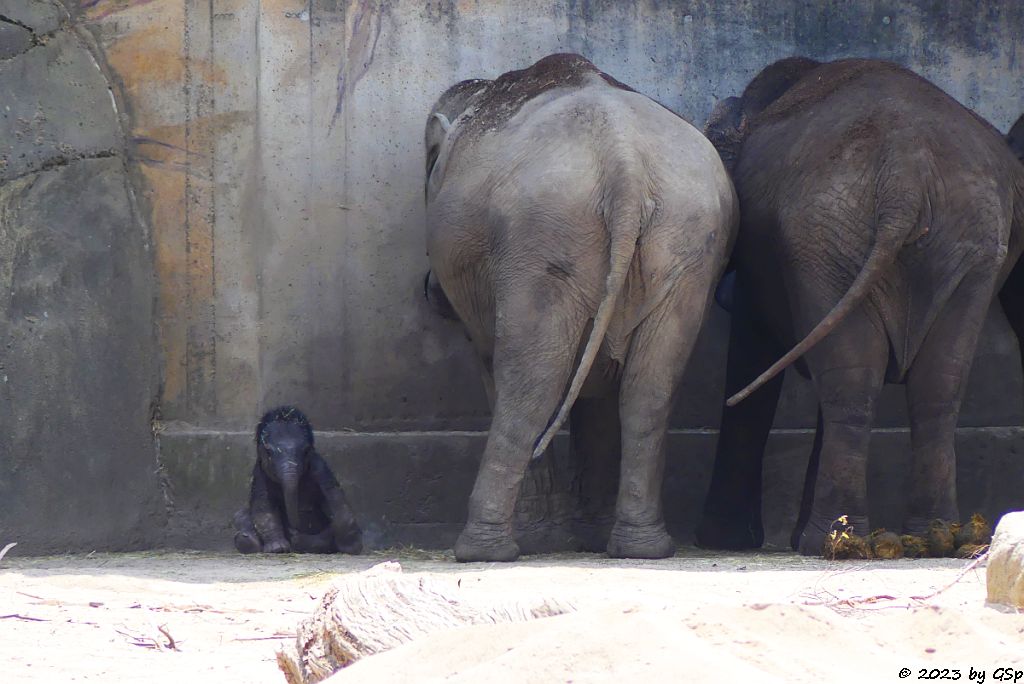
[276,561,573,684]
[986,511,1024,610]
[0,542,16,563]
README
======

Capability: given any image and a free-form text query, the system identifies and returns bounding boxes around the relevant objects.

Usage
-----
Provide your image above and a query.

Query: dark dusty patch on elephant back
[432,78,491,119]
[751,59,912,128]
[751,58,1004,147]
[739,56,821,119]
[460,53,634,139]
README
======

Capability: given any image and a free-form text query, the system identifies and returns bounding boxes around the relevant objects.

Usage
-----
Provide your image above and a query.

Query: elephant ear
[704,57,822,173]
[425,113,450,179]
[423,269,459,321]
[1009,113,1024,163]
[424,78,491,200]
[703,96,744,173]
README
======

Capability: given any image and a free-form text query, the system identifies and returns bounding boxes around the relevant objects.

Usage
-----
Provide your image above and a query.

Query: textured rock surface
[0,0,64,35]
[0,21,32,59]
[986,511,1024,609]
[0,1,160,553]
[0,31,121,181]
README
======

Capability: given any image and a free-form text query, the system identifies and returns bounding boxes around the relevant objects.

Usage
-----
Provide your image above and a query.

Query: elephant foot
[606,521,675,559]
[797,512,869,557]
[455,523,520,562]
[902,514,959,538]
[262,538,292,554]
[695,511,764,550]
[233,531,262,555]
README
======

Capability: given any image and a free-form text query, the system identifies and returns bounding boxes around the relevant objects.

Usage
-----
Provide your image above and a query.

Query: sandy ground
[1,548,1021,683]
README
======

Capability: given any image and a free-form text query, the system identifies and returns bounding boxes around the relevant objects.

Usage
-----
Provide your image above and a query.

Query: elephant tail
[726,220,910,407]
[530,190,647,460]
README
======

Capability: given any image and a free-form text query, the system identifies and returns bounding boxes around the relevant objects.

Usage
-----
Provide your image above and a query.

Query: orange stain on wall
[138,161,188,404]
[106,25,226,101]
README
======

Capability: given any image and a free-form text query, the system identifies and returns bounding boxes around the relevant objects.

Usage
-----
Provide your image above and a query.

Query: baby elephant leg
[232,509,263,554]
[309,453,364,554]
[327,497,363,554]
[333,524,363,555]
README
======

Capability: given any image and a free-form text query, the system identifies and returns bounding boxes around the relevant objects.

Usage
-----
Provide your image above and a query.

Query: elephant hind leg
[904,269,996,535]
[998,258,1024,398]
[797,310,889,556]
[790,408,823,550]
[232,509,262,554]
[610,282,714,559]
[456,293,588,563]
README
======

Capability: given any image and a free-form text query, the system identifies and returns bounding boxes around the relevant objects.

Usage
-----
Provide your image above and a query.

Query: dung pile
[823,514,993,561]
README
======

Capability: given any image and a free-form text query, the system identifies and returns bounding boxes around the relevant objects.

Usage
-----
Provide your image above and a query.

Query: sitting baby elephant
[233,406,362,554]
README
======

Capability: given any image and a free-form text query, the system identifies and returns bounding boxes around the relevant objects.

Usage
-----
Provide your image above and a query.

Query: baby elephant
[233,406,362,554]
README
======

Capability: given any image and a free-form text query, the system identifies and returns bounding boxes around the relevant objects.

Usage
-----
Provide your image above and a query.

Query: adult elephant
[424,54,737,562]
[696,57,1024,555]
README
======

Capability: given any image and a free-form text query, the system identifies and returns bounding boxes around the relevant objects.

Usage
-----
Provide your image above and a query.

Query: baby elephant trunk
[278,464,303,535]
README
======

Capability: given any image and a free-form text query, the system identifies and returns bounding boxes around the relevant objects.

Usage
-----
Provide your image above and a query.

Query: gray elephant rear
[425,54,736,562]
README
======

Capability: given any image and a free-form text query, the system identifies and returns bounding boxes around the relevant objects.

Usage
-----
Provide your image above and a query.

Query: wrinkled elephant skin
[697,58,1024,555]
[425,54,738,561]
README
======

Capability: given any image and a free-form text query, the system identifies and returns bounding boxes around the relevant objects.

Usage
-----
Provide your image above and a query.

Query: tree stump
[987,511,1024,609]
[276,562,573,684]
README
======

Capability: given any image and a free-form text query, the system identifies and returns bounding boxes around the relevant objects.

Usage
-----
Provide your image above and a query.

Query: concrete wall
[3,0,1023,552]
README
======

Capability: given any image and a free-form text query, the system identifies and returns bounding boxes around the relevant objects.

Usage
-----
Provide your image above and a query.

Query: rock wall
[0,0,161,552]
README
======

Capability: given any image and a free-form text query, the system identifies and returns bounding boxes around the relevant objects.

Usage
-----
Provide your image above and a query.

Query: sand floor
[1,548,1021,683]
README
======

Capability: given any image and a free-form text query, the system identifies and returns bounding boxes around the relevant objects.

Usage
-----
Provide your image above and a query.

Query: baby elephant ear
[1008,113,1024,163]
[703,96,744,172]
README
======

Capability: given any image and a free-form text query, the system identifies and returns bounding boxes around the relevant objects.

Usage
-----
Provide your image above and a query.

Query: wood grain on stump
[986,511,1024,610]
[276,561,573,683]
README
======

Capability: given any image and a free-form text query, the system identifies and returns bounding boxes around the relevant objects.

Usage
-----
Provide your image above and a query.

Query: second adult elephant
[697,58,1024,555]
[425,54,737,561]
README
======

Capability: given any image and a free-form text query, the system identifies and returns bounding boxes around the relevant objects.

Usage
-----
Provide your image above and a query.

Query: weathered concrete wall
[82,0,1024,433]
[0,0,162,552]
[3,0,1023,551]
